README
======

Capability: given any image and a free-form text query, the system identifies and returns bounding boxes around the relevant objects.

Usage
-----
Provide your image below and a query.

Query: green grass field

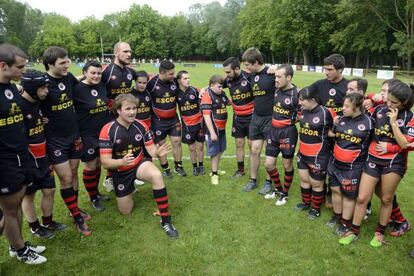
[1,63,413,275]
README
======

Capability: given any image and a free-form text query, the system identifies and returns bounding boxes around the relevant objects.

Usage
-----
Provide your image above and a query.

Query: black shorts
[182,125,205,144]
[113,159,150,197]
[47,133,83,165]
[249,114,271,140]
[0,154,33,196]
[265,125,298,159]
[363,155,406,178]
[81,135,99,162]
[151,117,181,143]
[26,157,55,194]
[328,163,362,199]
[232,115,251,138]
[297,152,329,181]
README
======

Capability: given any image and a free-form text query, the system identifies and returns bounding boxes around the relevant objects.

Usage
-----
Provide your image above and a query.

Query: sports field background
[0,63,413,275]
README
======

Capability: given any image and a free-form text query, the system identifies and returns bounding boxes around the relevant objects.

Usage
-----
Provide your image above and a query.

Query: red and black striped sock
[311,190,325,210]
[351,224,360,236]
[301,187,312,205]
[341,217,352,228]
[153,187,170,224]
[95,167,101,191]
[83,169,98,201]
[375,223,387,234]
[42,215,53,226]
[391,196,407,223]
[61,187,82,223]
[267,168,282,192]
[283,170,294,195]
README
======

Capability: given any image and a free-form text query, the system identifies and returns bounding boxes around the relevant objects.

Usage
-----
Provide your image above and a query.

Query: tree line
[0,0,413,71]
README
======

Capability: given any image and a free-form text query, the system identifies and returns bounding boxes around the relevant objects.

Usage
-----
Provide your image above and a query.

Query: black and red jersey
[200,88,229,133]
[309,78,348,115]
[99,119,154,172]
[102,63,136,100]
[332,113,374,169]
[0,83,28,157]
[251,66,275,116]
[177,86,202,130]
[40,72,79,137]
[131,88,152,127]
[368,105,414,165]
[298,105,335,157]
[271,86,299,128]
[73,81,110,137]
[224,71,254,116]
[147,75,178,120]
[20,98,46,157]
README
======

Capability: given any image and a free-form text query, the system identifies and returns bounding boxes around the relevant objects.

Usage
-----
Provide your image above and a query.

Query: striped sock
[301,187,312,205]
[283,170,294,195]
[375,223,387,235]
[61,187,82,223]
[267,168,282,192]
[311,190,325,210]
[153,187,170,224]
[83,169,98,201]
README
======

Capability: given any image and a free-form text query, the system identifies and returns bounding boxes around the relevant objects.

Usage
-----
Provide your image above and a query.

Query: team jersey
[332,113,374,169]
[131,88,152,126]
[40,72,79,137]
[99,119,154,172]
[73,81,110,136]
[251,66,275,116]
[102,63,136,100]
[200,88,229,133]
[177,86,202,130]
[368,105,414,165]
[298,105,335,157]
[0,83,28,157]
[224,71,254,117]
[271,86,299,128]
[147,75,178,120]
[309,78,348,115]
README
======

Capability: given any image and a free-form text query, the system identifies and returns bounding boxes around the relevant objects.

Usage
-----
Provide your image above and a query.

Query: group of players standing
[0,41,413,265]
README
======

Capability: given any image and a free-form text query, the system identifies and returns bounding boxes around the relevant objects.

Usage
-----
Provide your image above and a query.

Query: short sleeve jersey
[147,75,178,119]
[131,88,152,123]
[309,78,348,115]
[177,86,202,130]
[271,86,299,128]
[251,66,275,116]
[102,63,137,100]
[200,88,229,133]
[224,71,254,116]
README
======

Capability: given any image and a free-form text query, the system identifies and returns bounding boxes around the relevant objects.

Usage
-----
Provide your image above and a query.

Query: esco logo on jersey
[4,89,13,99]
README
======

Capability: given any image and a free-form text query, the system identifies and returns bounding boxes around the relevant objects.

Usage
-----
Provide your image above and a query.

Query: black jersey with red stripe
[368,105,414,165]
[251,66,275,116]
[332,113,373,169]
[298,105,335,157]
[0,83,28,157]
[272,86,299,128]
[99,119,154,172]
[224,71,254,116]
[40,73,79,137]
[131,88,152,126]
[102,63,136,100]
[200,88,229,133]
[73,82,110,136]
[177,86,202,130]
[309,78,348,115]
[147,75,178,120]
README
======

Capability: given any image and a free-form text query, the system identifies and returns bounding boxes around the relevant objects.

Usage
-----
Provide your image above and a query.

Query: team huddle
[0,42,413,265]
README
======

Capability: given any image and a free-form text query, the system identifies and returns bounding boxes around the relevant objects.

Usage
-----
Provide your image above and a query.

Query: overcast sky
[17,0,226,22]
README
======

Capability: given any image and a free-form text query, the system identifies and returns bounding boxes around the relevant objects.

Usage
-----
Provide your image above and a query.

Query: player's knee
[356,195,370,206]
[42,188,55,197]
[264,160,274,171]
[236,139,244,148]
[380,194,394,206]
[189,143,196,152]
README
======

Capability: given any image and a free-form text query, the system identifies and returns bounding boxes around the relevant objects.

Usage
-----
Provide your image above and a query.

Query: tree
[74,17,102,58]
[166,15,193,59]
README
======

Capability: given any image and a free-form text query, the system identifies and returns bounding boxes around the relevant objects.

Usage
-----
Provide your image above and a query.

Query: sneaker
[174,166,187,176]
[192,167,199,176]
[294,203,310,211]
[325,215,339,228]
[16,247,47,264]
[76,221,92,236]
[197,166,205,175]
[9,241,46,257]
[31,226,55,239]
[97,192,111,201]
[339,232,358,245]
[370,232,387,248]
[42,220,68,232]
[209,170,226,176]
[103,177,114,192]
[390,221,411,237]
[134,179,145,186]
[308,208,321,220]
[242,179,257,192]
[211,174,219,185]
[77,209,92,221]
[232,170,245,178]
[258,181,272,195]
[364,207,372,221]
[160,221,179,239]
[91,199,105,212]
[335,224,350,236]
[275,194,288,206]
[264,190,277,199]
[163,170,173,178]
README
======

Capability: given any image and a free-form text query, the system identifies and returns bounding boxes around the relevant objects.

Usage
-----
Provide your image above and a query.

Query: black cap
[21,70,49,99]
